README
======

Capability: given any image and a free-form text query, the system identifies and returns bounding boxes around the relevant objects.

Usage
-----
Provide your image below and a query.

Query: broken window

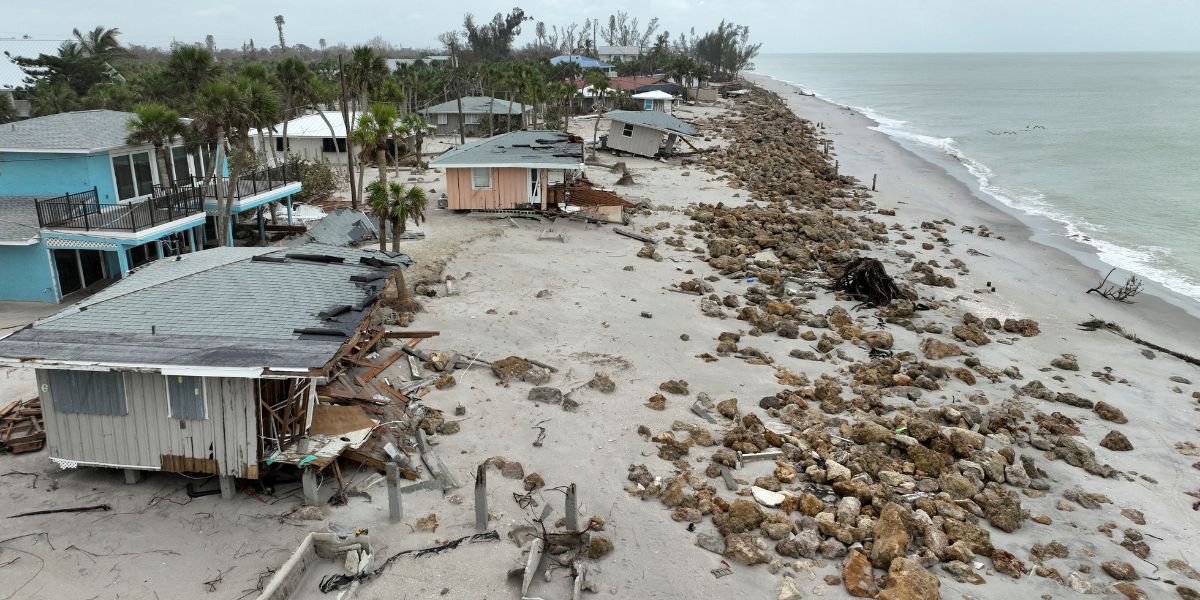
[471,167,492,189]
[47,370,127,416]
[622,123,634,138]
[166,375,206,420]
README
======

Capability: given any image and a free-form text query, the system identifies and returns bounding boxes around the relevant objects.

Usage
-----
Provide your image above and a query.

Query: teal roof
[430,130,582,169]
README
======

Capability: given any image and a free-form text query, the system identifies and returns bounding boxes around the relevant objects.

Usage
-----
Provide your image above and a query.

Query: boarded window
[47,370,126,416]
[167,375,206,420]
[471,167,492,189]
[622,123,635,138]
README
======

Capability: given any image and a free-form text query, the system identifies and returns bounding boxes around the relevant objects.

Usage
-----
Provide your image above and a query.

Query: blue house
[548,54,617,77]
[0,110,301,303]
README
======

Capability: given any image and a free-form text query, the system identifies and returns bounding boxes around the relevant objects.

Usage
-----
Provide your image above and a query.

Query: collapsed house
[0,243,408,498]
[603,110,698,158]
[430,130,584,211]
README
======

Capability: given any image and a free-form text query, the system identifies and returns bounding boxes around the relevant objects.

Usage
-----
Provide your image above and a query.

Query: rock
[523,473,545,491]
[919,338,963,360]
[1003,318,1041,337]
[535,289,552,298]
[1063,486,1110,509]
[1102,560,1139,581]
[1121,508,1146,525]
[528,387,563,404]
[1114,582,1148,600]
[696,532,725,555]
[1179,586,1200,600]
[778,576,803,600]
[992,548,1026,579]
[717,397,739,419]
[434,372,456,389]
[1051,355,1080,371]
[416,513,439,532]
[871,502,910,569]
[977,482,1024,533]
[588,372,616,393]
[721,498,766,534]
[587,535,614,559]
[645,393,667,411]
[952,324,990,345]
[491,356,534,383]
[843,549,879,597]
[1101,430,1134,451]
[712,447,738,467]
[908,444,953,476]
[292,505,324,520]
[825,460,851,482]
[500,461,525,479]
[944,518,992,555]
[820,537,848,559]
[877,557,940,600]
[777,321,800,339]
[946,427,985,456]
[724,533,769,565]
[836,496,861,525]
[942,560,986,584]
[659,379,689,395]
[752,486,786,508]
[1095,401,1129,424]
[1169,559,1200,581]
[864,331,894,350]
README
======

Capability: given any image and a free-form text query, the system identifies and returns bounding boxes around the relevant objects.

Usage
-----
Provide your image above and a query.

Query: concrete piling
[386,463,403,522]
[474,463,488,530]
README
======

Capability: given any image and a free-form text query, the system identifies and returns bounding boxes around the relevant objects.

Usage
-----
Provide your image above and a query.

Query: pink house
[430,130,583,211]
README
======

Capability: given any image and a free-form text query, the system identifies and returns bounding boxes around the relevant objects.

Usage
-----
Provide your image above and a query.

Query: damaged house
[0,243,407,498]
[603,110,698,159]
[430,130,583,211]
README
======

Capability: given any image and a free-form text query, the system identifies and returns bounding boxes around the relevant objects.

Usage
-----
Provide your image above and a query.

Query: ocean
[752,53,1200,305]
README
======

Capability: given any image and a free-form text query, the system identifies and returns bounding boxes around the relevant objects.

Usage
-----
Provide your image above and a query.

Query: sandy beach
[0,79,1198,600]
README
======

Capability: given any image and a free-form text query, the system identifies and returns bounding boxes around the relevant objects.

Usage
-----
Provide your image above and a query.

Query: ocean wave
[755,73,1200,302]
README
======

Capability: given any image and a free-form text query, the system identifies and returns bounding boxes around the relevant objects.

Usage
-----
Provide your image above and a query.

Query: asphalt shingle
[0,109,137,152]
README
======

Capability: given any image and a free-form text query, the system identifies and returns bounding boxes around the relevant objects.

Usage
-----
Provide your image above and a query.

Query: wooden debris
[0,398,45,453]
[614,228,657,244]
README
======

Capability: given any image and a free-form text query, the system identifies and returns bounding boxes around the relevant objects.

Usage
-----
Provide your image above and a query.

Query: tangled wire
[318,531,499,593]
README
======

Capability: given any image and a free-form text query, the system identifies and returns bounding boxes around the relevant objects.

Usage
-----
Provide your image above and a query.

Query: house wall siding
[0,241,59,302]
[38,370,260,477]
[445,167,547,210]
[607,124,663,158]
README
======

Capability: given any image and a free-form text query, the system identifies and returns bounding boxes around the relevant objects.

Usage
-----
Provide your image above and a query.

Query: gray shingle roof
[287,209,377,247]
[430,130,582,169]
[0,109,138,152]
[605,110,697,136]
[421,96,530,115]
[0,196,42,243]
[0,243,408,372]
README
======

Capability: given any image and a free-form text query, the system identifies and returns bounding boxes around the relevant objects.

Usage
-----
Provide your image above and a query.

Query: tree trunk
[378,213,388,252]
[314,108,344,175]
[338,54,358,209]
[212,130,229,246]
[281,98,291,160]
[377,148,387,187]
[155,144,172,189]
[390,213,401,253]
[455,93,465,144]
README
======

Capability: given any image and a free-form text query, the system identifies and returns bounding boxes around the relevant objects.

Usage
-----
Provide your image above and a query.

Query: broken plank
[614,228,656,244]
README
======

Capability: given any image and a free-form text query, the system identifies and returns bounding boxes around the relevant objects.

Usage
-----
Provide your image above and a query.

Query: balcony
[192,164,300,206]
[35,186,205,233]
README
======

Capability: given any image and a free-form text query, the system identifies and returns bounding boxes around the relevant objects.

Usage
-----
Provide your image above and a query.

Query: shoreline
[746,71,1200,350]
[746,71,1200,324]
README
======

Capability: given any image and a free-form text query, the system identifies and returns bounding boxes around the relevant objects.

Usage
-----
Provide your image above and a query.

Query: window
[111,151,156,200]
[471,167,492,189]
[167,375,206,420]
[275,137,290,152]
[321,138,348,153]
[622,123,635,138]
[437,113,448,125]
[643,99,654,110]
[47,370,127,416]
[464,114,481,125]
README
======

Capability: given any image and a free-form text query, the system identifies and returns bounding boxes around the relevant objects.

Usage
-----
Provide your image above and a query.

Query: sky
[5,0,1200,54]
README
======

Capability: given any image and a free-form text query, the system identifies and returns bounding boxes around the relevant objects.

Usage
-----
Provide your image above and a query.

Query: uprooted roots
[830,257,905,306]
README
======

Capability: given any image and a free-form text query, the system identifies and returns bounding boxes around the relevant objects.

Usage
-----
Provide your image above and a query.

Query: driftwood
[9,504,111,518]
[1078,318,1200,368]
[1086,268,1143,303]
[614,228,656,244]
[830,257,905,306]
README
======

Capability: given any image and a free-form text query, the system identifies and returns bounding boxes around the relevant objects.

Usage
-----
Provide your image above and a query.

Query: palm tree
[126,103,186,186]
[275,57,310,159]
[274,15,287,50]
[386,182,427,252]
[366,180,391,251]
[398,113,429,170]
[345,46,387,109]
[0,94,17,125]
[72,26,123,58]
[165,46,219,105]
[350,104,399,201]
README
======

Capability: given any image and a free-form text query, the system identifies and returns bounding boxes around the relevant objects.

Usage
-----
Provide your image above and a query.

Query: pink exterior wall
[445,167,549,210]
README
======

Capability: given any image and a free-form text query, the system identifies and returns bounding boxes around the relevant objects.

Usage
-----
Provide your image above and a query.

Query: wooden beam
[381,330,441,339]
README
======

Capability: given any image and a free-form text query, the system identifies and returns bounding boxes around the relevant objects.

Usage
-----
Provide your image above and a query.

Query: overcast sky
[6,0,1200,54]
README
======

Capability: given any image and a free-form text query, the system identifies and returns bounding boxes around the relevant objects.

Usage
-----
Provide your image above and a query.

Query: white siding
[38,370,260,477]
[607,123,663,158]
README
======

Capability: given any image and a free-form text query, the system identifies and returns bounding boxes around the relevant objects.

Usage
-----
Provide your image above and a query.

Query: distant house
[255,111,350,165]
[604,110,697,158]
[596,46,646,63]
[420,96,531,137]
[0,38,65,119]
[429,130,583,211]
[632,90,675,112]
[549,54,617,77]
[633,82,685,97]
[0,243,406,498]
[384,55,452,70]
[0,110,301,303]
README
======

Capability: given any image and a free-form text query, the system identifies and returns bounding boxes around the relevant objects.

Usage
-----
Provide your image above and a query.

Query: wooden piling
[872,174,877,191]
[564,483,578,532]
[474,463,488,530]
